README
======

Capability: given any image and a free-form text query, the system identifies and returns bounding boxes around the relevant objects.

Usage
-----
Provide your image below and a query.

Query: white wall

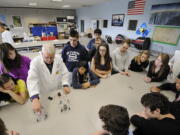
[0,8,75,37]
[76,0,180,55]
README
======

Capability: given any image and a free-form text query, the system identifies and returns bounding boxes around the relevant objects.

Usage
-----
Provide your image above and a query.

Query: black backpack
[115,34,125,44]
[132,37,151,50]
[87,33,92,38]
[105,35,113,44]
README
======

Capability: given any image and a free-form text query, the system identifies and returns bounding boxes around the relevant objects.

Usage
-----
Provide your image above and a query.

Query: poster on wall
[91,20,97,29]
[136,23,150,37]
[152,26,180,46]
[149,2,180,26]
[12,16,22,27]
[111,14,125,26]
[0,15,6,24]
[128,20,138,31]
[99,19,104,29]
[103,20,108,28]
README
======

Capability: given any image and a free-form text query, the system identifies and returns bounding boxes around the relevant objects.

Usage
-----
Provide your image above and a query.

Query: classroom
[0,0,180,135]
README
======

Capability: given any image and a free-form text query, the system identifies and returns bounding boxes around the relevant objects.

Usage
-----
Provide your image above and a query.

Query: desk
[0,72,175,135]
[14,39,68,51]
[13,37,24,43]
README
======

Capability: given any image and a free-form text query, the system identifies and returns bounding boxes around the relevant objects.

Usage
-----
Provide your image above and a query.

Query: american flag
[127,0,145,15]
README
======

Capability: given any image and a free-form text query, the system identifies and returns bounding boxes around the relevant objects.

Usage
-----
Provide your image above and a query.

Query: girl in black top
[144,53,170,82]
[88,38,105,62]
[91,43,112,79]
[129,50,150,72]
[131,93,180,135]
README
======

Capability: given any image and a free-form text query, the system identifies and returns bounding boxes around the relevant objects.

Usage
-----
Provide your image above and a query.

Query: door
[80,20,84,32]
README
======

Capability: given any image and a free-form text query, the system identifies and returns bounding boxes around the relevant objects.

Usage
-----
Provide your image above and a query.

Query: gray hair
[42,44,56,55]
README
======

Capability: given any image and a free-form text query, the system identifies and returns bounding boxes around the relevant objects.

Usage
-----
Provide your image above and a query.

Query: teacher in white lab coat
[0,23,14,44]
[27,44,70,112]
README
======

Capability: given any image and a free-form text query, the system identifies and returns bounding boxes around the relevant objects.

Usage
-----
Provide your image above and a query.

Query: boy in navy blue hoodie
[72,61,100,89]
[62,30,89,72]
[87,29,105,50]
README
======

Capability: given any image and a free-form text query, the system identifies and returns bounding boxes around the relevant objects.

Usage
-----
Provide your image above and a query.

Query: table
[0,71,175,135]
[13,37,24,43]
[13,39,69,51]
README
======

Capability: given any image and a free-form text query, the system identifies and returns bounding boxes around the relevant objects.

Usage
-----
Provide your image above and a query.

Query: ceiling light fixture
[29,2,37,6]
[62,5,70,8]
[52,0,63,2]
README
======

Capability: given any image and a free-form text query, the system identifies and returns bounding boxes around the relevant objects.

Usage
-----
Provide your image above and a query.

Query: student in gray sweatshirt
[111,39,130,76]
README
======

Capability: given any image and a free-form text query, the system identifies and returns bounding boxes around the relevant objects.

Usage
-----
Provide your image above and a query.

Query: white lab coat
[168,50,180,82]
[2,30,14,44]
[27,53,69,97]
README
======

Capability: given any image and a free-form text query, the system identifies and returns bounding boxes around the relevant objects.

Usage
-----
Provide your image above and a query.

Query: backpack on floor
[105,35,113,44]
[132,37,151,50]
[87,33,92,38]
[115,34,125,44]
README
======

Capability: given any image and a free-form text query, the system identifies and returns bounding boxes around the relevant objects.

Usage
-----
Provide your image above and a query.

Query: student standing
[0,23,14,44]
[62,30,89,72]
[144,53,170,83]
[87,28,105,50]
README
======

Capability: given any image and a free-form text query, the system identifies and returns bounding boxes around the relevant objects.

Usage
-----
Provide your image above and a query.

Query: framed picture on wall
[112,14,125,26]
[103,20,108,28]
[91,20,98,29]
[0,15,6,24]
[128,20,138,31]
[12,16,22,27]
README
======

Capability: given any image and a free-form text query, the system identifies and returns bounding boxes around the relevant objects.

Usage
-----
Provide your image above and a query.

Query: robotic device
[58,92,71,112]
[34,107,48,122]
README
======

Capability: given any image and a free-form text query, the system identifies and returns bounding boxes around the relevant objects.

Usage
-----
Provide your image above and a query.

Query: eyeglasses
[99,49,106,52]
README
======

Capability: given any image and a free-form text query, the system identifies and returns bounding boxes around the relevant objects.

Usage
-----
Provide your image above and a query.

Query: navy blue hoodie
[72,67,100,89]
[61,41,89,72]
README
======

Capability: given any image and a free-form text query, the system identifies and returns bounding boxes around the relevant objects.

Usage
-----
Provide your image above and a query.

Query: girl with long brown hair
[144,53,170,82]
[91,43,112,79]
[0,43,31,82]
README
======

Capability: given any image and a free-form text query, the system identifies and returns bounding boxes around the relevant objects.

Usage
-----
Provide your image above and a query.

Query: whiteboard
[152,26,180,46]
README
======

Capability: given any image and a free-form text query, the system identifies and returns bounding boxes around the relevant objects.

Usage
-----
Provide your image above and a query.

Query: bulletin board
[152,26,180,46]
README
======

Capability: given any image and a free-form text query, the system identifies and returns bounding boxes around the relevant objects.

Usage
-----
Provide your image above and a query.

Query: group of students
[1,90,180,135]
[63,29,177,88]
[0,28,180,135]
[92,90,180,135]
[0,43,30,104]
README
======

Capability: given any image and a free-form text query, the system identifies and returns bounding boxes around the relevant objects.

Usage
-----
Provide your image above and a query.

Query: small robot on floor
[58,92,71,112]
[34,107,48,122]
